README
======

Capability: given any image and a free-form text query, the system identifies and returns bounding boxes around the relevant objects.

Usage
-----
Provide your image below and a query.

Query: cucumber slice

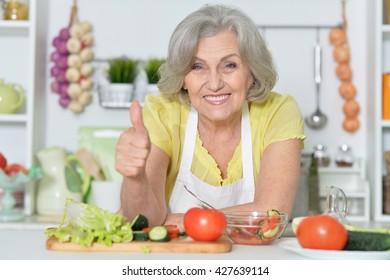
[131,214,149,231]
[148,226,170,242]
[133,231,149,241]
[267,209,281,215]
[263,225,280,238]
[256,209,280,238]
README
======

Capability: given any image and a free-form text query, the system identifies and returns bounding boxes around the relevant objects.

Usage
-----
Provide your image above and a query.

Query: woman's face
[183,31,254,123]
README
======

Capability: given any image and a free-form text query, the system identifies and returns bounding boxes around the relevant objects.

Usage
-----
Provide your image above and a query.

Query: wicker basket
[98,83,134,108]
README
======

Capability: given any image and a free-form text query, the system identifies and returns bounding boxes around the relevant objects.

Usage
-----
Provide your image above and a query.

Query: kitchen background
[1,0,389,223]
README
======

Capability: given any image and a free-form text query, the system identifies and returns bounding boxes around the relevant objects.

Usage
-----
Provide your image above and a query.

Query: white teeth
[204,94,229,101]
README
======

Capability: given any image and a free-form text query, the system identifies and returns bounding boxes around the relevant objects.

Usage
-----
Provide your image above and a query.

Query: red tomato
[296,215,348,250]
[0,152,7,169]
[4,164,28,176]
[184,208,227,242]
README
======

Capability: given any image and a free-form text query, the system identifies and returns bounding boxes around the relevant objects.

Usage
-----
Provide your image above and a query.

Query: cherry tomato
[4,164,28,176]
[296,215,348,250]
[184,208,227,242]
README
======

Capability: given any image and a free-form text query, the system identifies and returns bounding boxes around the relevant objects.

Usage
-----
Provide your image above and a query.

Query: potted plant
[99,57,139,108]
[108,57,138,84]
[144,58,165,94]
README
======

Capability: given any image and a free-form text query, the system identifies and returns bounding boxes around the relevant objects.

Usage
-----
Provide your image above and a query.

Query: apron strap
[179,106,198,172]
[241,102,255,188]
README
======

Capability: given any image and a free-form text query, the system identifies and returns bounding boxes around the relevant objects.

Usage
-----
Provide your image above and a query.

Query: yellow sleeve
[251,93,306,150]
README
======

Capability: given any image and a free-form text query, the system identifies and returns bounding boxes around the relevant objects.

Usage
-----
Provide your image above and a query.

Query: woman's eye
[225,62,237,69]
[192,64,203,71]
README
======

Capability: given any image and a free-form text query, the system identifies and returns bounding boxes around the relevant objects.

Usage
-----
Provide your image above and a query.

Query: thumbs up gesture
[115,100,151,178]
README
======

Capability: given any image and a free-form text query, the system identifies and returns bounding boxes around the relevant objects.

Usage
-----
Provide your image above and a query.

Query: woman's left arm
[251,138,302,216]
[223,138,302,217]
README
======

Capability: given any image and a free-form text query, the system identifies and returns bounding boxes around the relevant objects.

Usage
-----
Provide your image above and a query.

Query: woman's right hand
[115,100,151,178]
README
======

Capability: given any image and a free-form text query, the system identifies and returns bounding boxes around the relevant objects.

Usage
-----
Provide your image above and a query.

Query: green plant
[108,58,138,84]
[144,58,165,84]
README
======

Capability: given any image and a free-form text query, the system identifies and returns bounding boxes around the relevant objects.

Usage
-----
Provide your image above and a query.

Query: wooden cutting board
[46,237,232,254]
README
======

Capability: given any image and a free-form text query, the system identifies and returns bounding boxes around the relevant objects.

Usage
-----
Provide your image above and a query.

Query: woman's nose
[206,70,223,91]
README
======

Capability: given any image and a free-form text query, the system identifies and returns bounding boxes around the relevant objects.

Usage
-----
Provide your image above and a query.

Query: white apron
[168,102,255,213]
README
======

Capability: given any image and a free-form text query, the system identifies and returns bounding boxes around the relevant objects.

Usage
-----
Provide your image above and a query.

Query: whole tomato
[184,207,227,242]
[0,152,7,169]
[296,215,348,250]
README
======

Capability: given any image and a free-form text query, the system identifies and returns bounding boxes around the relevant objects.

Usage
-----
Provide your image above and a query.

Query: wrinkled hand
[115,101,151,178]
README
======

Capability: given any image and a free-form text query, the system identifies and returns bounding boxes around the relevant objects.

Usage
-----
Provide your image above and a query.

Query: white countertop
[0,228,305,260]
[0,216,389,260]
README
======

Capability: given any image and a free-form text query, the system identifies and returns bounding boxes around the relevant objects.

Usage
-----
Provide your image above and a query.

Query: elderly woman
[115,4,306,228]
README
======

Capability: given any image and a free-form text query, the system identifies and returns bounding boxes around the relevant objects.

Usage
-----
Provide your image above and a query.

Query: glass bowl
[224,210,288,245]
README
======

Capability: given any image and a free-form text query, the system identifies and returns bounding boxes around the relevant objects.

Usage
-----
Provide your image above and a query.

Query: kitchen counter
[0,228,305,260]
[1,217,389,260]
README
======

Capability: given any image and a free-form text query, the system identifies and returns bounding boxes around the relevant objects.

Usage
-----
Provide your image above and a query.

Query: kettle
[36,146,91,216]
[0,79,25,114]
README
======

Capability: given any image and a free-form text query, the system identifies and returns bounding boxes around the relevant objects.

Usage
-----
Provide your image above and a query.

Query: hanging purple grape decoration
[58,82,69,96]
[59,95,71,108]
[57,43,68,55]
[50,66,61,77]
[55,55,68,69]
[59,27,70,41]
[50,80,60,94]
[55,68,67,83]
[50,51,61,62]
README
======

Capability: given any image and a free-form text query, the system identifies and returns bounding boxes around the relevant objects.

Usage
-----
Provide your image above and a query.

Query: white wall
[43,0,369,163]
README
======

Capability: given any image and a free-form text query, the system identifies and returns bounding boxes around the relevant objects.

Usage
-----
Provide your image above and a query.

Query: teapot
[0,79,25,114]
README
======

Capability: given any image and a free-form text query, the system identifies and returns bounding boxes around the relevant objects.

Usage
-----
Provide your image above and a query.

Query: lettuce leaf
[44,198,133,247]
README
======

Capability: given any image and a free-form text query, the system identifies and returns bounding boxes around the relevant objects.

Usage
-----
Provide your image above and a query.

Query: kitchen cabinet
[371,0,390,221]
[0,0,45,215]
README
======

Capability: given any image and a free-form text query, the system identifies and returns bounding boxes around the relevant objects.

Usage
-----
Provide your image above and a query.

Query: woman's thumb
[130,101,148,134]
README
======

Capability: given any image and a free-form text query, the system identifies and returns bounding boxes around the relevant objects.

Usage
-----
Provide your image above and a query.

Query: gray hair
[158,4,278,104]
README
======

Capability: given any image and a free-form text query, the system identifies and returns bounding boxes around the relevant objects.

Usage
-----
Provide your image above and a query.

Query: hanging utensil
[305,27,328,129]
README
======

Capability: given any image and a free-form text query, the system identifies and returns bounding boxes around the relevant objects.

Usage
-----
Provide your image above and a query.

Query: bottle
[313,144,330,167]
[322,186,350,225]
[335,144,354,167]
[308,153,320,215]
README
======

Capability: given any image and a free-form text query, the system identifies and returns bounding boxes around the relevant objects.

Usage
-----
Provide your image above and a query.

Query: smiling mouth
[204,94,230,102]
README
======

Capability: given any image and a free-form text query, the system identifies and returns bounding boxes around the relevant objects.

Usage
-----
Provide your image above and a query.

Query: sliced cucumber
[148,226,170,242]
[267,209,280,216]
[262,225,280,238]
[131,214,149,231]
[256,209,280,238]
[133,231,149,241]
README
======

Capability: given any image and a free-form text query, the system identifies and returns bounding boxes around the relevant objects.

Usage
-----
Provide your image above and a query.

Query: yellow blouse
[142,92,306,205]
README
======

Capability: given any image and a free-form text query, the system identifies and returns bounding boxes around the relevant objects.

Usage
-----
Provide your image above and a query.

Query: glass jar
[3,0,29,21]
[313,144,330,167]
[335,144,354,167]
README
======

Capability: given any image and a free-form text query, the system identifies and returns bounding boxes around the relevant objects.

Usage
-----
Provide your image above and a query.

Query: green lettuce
[44,198,133,247]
